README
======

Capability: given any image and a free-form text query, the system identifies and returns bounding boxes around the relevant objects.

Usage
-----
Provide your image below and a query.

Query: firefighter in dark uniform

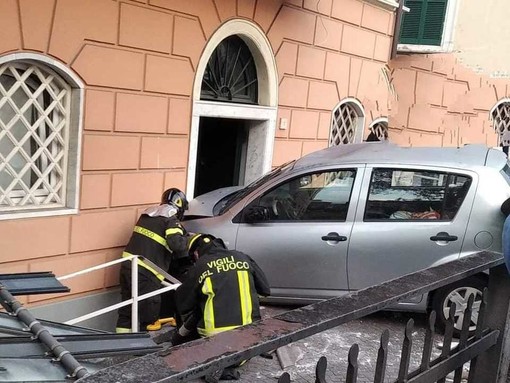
[115,188,189,333]
[173,234,270,382]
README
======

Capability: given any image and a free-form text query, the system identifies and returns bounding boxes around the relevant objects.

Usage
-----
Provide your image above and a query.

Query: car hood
[185,186,244,217]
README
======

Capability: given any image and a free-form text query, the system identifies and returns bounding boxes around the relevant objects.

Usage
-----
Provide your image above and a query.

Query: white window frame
[364,0,399,10]
[0,53,84,221]
[397,0,460,53]
[329,98,365,147]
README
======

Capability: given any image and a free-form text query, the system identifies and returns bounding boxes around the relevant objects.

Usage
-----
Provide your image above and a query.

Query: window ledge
[397,43,453,54]
[0,208,78,221]
[364,0,399,10]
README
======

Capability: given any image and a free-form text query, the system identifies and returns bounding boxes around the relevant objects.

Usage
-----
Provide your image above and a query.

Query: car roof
[292,142,506,171]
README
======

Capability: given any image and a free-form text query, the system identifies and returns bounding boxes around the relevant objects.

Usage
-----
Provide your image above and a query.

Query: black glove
[221,367,241,380]
[171,325,192,346]
[170,330,186,346]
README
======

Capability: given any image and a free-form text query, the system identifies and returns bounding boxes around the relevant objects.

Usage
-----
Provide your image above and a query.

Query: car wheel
[431,275,487,336]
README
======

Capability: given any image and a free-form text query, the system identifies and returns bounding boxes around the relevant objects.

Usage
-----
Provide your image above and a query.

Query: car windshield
[217,160,296,215]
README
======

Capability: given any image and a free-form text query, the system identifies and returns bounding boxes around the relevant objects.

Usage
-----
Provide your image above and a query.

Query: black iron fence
[77,251,510,383]
[277,291,498,383]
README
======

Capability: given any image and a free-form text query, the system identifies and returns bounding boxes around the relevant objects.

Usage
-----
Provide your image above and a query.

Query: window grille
[201,35,258,105]
[330,102,362,146]
[0,62,71,211]
[368,119,389,141]
[492,102,510,142]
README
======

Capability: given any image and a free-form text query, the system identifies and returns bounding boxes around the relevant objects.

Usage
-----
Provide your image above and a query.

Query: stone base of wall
[29,289,120,332]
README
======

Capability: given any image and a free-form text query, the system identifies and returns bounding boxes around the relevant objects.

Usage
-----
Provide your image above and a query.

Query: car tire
[430,275,487,336]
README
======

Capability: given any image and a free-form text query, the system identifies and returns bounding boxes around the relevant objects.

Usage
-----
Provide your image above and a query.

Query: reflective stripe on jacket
[122,251,165,281]
[123,214,187,279]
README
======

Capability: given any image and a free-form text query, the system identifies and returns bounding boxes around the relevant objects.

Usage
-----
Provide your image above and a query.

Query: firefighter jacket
[122,206,187,281]
[176,240,271,337]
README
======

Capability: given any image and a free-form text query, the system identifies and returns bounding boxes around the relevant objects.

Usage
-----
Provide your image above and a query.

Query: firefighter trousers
[116,264,161,329]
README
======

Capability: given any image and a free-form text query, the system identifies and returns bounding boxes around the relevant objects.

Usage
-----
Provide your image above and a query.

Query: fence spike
[420,310,436,372]
[315,356,327,383]
[467,288,488,383]
[397,318,414,383]
[474,287,488,340]
[437,302,457,383]
[374,329,389,383]
[452,294,475,383]
[459,294,475,347]
[346,344,359,383]
[278,372,291,383]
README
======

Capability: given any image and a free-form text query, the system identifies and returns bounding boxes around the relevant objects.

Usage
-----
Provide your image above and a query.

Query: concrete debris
[276,344,303,369]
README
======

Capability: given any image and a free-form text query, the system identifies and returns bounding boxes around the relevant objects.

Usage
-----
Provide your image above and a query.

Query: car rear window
[365,168,472,221]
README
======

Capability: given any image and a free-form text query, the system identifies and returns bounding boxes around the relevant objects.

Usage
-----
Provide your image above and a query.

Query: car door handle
[430,232,458,242]
[321,233,347,242]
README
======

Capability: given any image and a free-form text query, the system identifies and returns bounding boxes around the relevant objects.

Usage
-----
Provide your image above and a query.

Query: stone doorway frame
[187,20,278,199]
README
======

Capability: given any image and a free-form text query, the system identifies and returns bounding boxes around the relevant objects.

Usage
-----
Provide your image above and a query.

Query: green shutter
[399,0,447,46]
[400,0,424,44]
[422,0,448,45]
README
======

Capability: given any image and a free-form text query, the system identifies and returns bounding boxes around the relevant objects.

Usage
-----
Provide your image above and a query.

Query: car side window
[365,168,471,221]
[250,169,356,221]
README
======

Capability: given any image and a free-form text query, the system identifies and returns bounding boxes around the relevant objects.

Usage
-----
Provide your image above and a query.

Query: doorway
[194,117,248,197]
[187,21,279,199]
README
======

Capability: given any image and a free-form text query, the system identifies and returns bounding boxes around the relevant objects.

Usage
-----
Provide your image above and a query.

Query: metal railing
[57,255,180,332]
[76,251,510,383]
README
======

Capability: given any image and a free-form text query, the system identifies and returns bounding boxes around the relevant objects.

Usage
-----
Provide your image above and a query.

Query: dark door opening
[194,117,248,197]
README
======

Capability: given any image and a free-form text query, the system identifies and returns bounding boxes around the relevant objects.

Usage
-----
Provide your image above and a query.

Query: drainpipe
[390,0,406,59]
[0,283,89,380]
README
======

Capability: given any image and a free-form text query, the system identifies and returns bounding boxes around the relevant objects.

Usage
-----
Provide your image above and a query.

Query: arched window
[0,55,82,218]
[367,117,389,142]
[330,99,365,146]
[200,35,258,105]
[491,100,510,151]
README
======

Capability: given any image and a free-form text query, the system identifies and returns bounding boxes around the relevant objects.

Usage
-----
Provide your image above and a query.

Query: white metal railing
[57,254,181,333]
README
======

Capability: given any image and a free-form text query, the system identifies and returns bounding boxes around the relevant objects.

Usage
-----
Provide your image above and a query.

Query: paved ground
[148,306,459,383]
[90,303,507,383]
[233,306,446,383]
[82,302,510,383]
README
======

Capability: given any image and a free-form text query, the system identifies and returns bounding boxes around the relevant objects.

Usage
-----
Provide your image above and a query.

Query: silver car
[182,143,510,332]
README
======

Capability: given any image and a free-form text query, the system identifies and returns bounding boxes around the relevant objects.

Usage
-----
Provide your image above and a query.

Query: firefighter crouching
[172,234,271,382]
[115,188,189,333]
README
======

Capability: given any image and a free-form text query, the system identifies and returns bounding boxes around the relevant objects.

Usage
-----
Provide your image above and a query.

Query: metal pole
[390,0,405,59]
[0,283,89,379]
[58,256,132,281]
[470,264,510,383]
[131,256,139,333]
[65,284,178,326]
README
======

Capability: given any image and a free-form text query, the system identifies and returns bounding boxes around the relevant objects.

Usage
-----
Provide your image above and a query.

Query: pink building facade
[390,54,508,148]
[0,0,508,313]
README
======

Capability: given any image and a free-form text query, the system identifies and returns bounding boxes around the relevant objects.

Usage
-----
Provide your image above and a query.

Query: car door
[347,165,476,290]
[235,166,363,300]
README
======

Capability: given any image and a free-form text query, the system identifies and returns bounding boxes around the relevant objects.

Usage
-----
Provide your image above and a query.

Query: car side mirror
[244,205,270,223]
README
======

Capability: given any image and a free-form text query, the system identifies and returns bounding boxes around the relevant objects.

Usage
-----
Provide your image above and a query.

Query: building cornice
[364,0,400,11]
